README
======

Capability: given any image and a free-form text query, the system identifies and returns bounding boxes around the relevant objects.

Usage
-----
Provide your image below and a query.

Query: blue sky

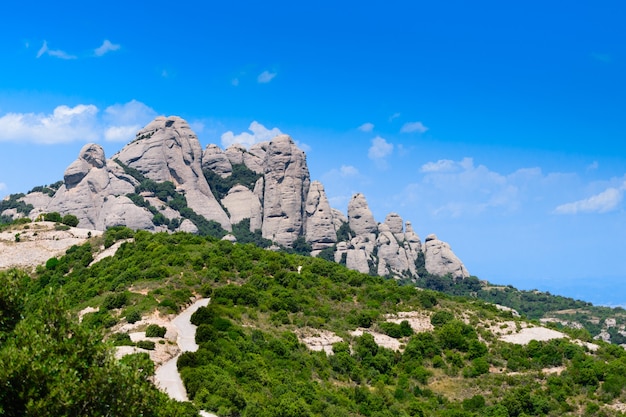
[1,1,625,305]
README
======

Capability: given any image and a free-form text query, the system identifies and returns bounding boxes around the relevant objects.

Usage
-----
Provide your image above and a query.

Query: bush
[430,310,454,327]
[126,310,141,324]
[110,332,134,346]
[61,214,79,227]
[103,292,128,310]
[145,324,167,338]
[43,212,62,223]
[136,340,156,350]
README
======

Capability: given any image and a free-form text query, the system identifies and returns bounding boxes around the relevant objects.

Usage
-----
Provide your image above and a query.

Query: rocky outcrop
[424,234,470,279]
[245,142,268,174]
[202,144,232,178]
[224,144,247,165]
[348,193,378,236]
[376,222,417,277]
[45,143,153,230]
[261,135,310,247]
[305,181,336,253]
[115,116,231,230]
[9,115,471,282]
[221,185,263,231]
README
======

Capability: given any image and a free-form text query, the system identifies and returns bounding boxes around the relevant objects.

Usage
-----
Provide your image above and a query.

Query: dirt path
[154,298,210,402]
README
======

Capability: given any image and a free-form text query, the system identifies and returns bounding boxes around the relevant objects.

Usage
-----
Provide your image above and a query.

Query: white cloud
[257,70,277,83]
[587,161,599,171]
[420,159,457,173]
[368,136,393,160]
[389,113,401,121]
[221,121,283,148]
[400,121,428,134]
[0,182,6,192]
[94,40,120,57]
[554,185,625,214]
[340,165,359,177]
[36,41,76,60]
[0,100,157,144]
[405,157,545,217]
[0,105,99,144]
[103,100,158,142]
[358,122,374,132]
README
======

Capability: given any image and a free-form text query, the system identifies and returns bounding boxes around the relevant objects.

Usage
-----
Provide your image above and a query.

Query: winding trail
[154,298,210,401]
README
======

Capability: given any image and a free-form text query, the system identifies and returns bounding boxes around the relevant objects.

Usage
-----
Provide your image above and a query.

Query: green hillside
[3,228,626,416]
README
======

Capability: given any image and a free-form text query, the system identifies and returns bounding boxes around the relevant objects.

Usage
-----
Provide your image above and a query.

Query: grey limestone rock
[115,116,231,230]
[245,142,268,174]
[376,222,416,277]
[221,185,263,231]
[424,234,470,279]
[224,144,247,165]
[202,144,232,178]
[331,208,348,232]
[348,193,378,236]
[305,181,336,252]
[45,143,148,230]
[98,196,155,231]
[178,219,199,234]
[261,135,310,247]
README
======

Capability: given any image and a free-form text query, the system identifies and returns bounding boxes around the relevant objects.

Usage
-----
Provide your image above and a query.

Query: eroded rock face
[348,193,378,236]
[376,221,417,277]
[424,234,470,279]
[224,144,247,165]
[202,144,232,178]
[305,181,337,252]
[115,116,231,230]
[245,142,268,174]
[46,143,152,230]
[221,185,263,231]
[261,135,310,247]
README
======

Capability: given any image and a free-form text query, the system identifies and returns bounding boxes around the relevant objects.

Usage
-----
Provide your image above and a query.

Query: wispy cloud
[231,78,240,86]
[221,121,283,148]
[0,100,157,144]
[401,121,428,134]
[0,182,6,192]
[358,122,374,132]
[257,70,277,83]
[403,157,558,217]
[368,136,393,160]
[36,41,76,60]
[587,161,599,171]
[389,113,401,122]
[420,159,458,173]
[554,184,625,214]
[94,40,120,57]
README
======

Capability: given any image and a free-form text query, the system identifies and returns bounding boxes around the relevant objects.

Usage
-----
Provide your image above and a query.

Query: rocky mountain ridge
[2,115,469,280]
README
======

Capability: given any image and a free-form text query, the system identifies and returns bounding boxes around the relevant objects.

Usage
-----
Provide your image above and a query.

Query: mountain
[2,115,469,281]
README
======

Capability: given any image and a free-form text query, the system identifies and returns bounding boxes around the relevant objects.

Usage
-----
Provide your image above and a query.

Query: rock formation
[348,193,378,236]
[202,144,232,178]
[7,115,470,282]
[221,185,263,231]
[424,234,470,279]
[261,135,310,247]
[114,116,231,230]
[305,181,336,253]
[45,143,153,230]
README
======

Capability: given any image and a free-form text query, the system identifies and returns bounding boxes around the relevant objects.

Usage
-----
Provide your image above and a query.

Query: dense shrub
[136,340,156,350]
[145,324,167,338]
